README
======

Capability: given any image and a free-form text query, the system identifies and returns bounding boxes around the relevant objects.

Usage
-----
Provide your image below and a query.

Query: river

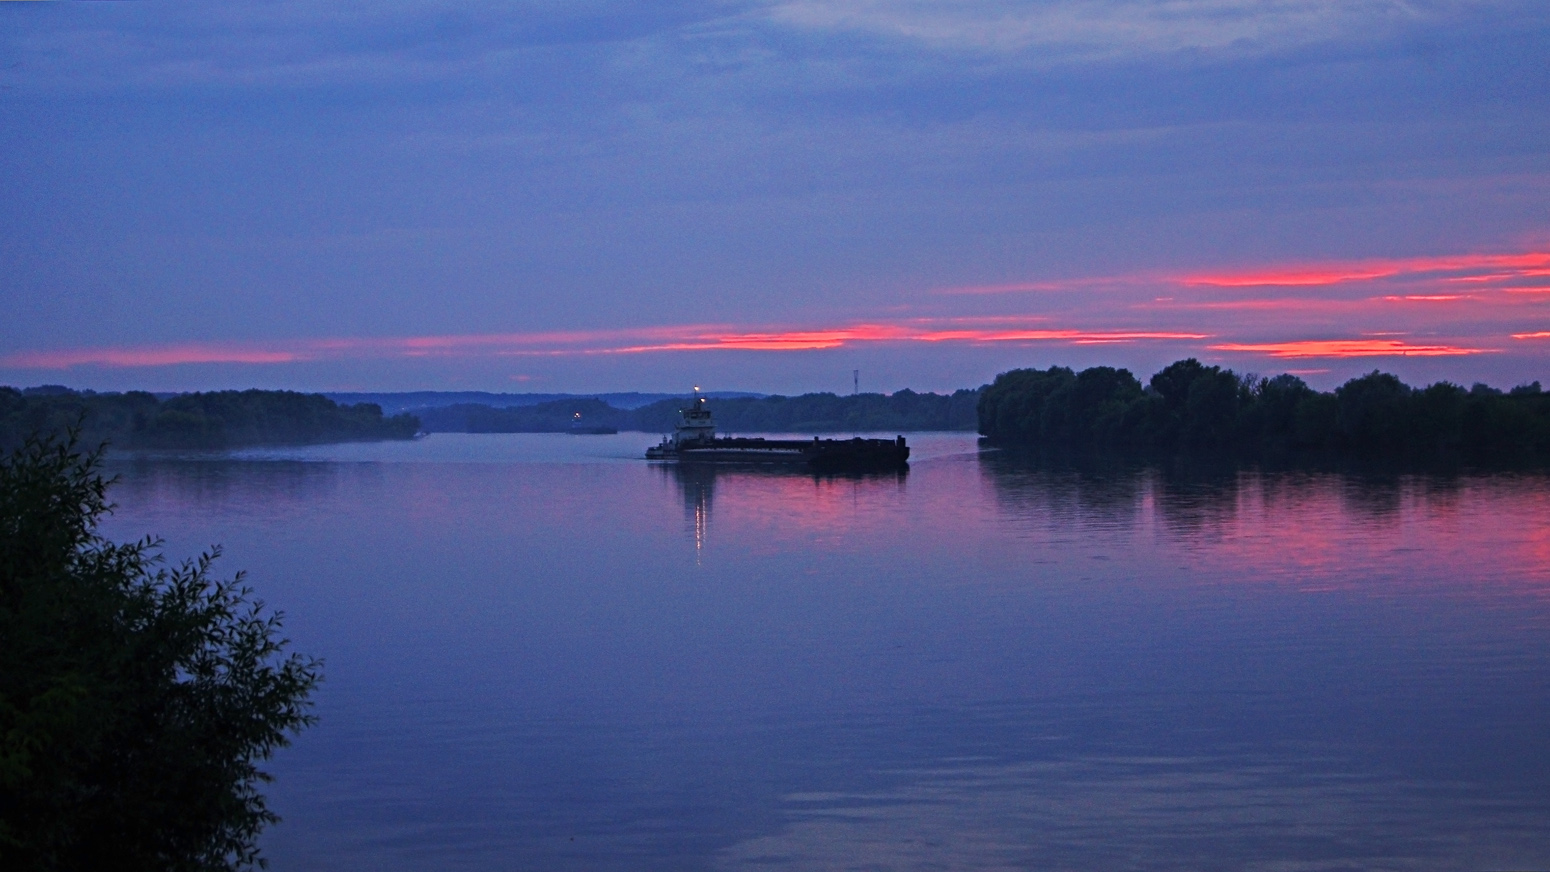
[99,433,1550,871]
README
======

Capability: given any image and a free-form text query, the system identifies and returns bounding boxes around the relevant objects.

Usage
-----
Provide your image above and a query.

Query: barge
[645,391,908,471]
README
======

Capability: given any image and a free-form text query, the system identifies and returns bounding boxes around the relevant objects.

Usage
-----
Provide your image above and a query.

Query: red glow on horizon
[7,244,1550,375]
[524,324,1209,354]
[0,321,1210,370]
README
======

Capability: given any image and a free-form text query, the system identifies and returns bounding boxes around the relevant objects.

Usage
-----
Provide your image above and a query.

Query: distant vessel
[645,390,908,471]
[570,412,618,435]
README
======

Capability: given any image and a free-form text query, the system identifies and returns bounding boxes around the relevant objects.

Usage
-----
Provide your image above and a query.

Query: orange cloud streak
[1185,267,1402,287]
[1209,339,1490,358]
[1447,268,1550,283]
[1512,332,1550,340]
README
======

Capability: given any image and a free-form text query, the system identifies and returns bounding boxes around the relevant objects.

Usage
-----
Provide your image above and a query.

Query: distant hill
[1,387,419,451]
[324,390,762,415]
[416,398,627,433]
[416,390,982,434]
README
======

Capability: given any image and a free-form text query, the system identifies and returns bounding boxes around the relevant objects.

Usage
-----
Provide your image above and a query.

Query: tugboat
[645,389,908,471]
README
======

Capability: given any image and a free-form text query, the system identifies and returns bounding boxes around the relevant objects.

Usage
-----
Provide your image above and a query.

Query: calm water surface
[99,433,1550,871]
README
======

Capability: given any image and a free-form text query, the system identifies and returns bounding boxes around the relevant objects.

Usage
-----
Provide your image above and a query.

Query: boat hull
[648,436,909,471]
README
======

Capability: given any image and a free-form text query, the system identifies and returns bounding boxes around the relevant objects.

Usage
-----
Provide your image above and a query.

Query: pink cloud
[1183,266,1404,288]
[942,247,1550,298]
[1,344,300,368]
[1179,251,1550,289]
[1209,339,1491,358]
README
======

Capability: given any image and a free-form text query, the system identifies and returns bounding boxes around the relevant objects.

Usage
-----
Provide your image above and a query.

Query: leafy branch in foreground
[0,433,320,871]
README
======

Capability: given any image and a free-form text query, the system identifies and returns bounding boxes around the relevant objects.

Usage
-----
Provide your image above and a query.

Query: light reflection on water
[97,434,1550,871]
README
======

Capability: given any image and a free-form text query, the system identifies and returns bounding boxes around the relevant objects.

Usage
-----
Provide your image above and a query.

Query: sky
[2,0,1549,395]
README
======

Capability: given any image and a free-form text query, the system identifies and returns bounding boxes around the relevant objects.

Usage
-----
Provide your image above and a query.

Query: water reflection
[666,465,717,561]
[976,450,1149,533]
[656,463,909,560]
[979,449,1550,599]
[101,457,353,527]
[976,450,1496,529]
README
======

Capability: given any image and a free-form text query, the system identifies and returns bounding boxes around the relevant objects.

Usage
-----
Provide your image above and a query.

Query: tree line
[15,366,1547,460]
[978,359,1550,461]
[417,389,982,433]
[0,386,420,452]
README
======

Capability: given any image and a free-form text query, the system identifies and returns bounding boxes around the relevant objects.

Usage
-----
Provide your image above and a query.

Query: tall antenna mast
[853,369,859,395]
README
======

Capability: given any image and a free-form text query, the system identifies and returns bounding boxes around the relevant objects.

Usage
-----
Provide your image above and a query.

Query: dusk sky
[3,0,1548,395]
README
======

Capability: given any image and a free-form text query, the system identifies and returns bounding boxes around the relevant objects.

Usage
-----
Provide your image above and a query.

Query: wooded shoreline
[0,387,420,451]
[9,359,1550,463]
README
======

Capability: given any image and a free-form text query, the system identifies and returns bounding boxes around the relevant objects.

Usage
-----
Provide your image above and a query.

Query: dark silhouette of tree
[977,366,1077,444]
[0,434,320,871]
[1046,366,1145,446]
[1334,371,1412,452]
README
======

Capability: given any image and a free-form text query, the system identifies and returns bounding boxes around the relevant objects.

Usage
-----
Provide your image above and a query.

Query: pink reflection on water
[968,460,1550,603]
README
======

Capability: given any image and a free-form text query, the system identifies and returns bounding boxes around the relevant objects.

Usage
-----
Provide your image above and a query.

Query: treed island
[978,359,1550,461]
[5,358,1549,462]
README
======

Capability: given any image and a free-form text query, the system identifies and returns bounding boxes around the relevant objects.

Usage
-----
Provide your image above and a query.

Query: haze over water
[99,433,1550,871]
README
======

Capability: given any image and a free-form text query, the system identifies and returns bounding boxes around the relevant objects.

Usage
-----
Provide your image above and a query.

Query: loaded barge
[645,392,909,471]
